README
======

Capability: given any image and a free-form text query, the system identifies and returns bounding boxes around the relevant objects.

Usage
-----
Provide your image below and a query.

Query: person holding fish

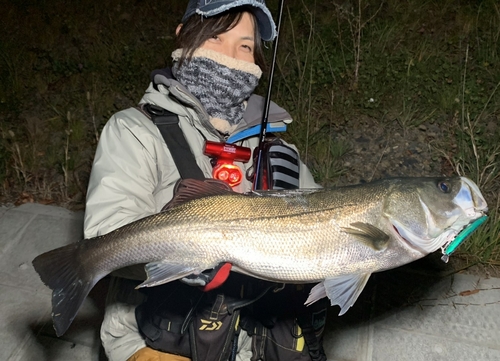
[83,0,327,360]
[31,1,490,358]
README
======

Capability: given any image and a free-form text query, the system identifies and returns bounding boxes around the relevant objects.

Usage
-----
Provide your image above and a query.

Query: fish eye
[438,180,451,193]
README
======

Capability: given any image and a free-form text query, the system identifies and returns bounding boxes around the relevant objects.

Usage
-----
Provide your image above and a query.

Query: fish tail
[32,242,98,336]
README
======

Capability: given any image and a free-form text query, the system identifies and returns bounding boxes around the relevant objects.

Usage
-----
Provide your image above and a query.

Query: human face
[199,12,256,64]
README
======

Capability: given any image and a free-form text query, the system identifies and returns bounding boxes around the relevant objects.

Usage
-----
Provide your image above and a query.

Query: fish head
[383,177,488,255]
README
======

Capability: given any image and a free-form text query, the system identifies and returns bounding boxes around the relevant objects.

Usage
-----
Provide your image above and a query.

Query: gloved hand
[181,262,232,292]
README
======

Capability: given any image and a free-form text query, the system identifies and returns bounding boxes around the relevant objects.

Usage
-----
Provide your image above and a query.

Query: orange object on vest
[203,141,251,187]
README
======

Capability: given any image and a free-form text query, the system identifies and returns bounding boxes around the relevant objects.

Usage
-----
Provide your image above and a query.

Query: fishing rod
[252,0,285,191]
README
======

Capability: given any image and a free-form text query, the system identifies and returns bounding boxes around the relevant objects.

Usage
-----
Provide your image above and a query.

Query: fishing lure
[441,215,488,263]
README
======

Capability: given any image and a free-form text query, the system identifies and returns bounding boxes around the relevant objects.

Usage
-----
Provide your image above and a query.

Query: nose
[220,45,237,59]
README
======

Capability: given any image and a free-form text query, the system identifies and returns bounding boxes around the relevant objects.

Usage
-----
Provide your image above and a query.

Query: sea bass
[33,177,487,336]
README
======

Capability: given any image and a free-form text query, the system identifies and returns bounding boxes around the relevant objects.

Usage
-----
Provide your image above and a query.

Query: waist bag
[135,282,199,358]
[136,279,272,361]
[135,262,328,361]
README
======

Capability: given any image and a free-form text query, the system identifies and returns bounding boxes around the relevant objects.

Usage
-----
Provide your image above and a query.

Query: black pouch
[242,284,328,361]
[190,293,243,361]
[191,277,274,361]
[135,281,201,358]
[248,316,311,361]
[296,298,329,361]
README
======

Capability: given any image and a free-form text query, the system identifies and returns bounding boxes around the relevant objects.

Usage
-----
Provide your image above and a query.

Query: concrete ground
[1,203,499,361]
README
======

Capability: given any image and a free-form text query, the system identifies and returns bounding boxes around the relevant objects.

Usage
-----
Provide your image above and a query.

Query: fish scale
[33,177,488,336]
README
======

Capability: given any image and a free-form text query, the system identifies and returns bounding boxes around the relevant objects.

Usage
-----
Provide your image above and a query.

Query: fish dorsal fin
[342,222,390,251]
[162,179,234,211]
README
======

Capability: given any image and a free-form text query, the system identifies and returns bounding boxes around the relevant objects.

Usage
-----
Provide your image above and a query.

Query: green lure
[441,215,488,263]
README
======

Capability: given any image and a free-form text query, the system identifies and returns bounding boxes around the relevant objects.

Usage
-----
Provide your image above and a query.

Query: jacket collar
[148,68,293,139]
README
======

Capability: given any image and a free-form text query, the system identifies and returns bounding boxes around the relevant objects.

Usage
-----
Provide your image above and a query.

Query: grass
[0,0,499,264]
[459,203,500,268]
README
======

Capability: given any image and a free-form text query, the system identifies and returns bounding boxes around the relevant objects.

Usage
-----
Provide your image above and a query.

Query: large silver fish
[33,177,487,336]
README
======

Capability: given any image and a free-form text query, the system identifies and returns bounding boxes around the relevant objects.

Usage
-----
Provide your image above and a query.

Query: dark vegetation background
[0,0,498,266]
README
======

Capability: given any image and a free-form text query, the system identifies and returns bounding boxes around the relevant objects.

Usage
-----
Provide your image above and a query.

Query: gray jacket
[84,70,320,360]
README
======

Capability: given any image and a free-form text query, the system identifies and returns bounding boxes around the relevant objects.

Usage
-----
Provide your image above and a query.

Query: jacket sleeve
[299,158,321,189]
[84,112,159,239]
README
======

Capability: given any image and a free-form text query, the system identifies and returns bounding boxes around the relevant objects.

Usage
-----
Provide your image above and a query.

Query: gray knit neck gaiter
[171,48,262,134]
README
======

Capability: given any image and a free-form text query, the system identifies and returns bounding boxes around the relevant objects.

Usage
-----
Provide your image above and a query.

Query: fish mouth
[454,177,488,216]
[390,177,488,255]
[390,220,429,254]
[391,218,463,255]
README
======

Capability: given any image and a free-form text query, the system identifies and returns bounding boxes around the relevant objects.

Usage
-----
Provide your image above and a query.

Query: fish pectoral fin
[138,261,202,288]
[305,273,371,316]
[342,222,390,251]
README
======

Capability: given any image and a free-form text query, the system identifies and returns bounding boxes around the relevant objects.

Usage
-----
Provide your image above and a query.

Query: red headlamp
[203,141,251,187]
